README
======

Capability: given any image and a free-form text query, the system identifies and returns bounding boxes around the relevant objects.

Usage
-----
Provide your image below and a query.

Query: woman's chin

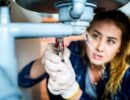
[90,59,105,66]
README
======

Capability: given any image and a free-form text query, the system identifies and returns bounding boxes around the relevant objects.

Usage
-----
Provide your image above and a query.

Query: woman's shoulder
[123,66,130,80]
[121,66,130,86]
[118,66,130,98]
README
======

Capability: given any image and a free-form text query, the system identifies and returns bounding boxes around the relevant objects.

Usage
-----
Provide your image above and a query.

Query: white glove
[42,45,79,99]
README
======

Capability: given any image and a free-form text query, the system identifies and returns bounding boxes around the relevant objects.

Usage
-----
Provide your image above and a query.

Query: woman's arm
[30,57,46,79]
[18,58,48,88]
[18,36,84,88]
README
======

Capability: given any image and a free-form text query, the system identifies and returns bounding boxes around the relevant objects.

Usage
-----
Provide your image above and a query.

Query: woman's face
[86,20,122,65]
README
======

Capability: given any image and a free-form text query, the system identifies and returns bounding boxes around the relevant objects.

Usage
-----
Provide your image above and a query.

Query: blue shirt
[18,41,130,100]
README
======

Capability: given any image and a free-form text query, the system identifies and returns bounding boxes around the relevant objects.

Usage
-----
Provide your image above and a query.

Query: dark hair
[81,10,130,99]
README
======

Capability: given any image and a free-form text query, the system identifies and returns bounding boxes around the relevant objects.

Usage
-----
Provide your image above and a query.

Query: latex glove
[42,45,79,99]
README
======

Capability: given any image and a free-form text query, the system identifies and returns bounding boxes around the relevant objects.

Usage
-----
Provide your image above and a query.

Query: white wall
[16,39,41,72]
[119,1,130,16]
[16,39,41,100]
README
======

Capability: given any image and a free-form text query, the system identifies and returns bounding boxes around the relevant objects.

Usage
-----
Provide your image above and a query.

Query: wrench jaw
[55,38,64,62]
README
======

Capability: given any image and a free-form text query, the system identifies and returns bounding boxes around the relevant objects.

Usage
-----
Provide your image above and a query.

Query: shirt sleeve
[68,41,83,55]
[18,60,48,88]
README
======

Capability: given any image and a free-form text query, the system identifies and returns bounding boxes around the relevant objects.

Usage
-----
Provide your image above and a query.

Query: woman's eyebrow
[107,37,118,40]
[93,30,102,35]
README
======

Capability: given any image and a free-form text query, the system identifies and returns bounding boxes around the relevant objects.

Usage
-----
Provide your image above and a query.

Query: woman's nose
[96,40,105,52]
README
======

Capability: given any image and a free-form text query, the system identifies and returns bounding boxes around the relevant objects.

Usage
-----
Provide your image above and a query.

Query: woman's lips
[93,53,103,60]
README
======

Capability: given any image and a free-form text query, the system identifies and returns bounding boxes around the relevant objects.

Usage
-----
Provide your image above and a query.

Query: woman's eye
[91,33,100,40]
[107,39,115,44]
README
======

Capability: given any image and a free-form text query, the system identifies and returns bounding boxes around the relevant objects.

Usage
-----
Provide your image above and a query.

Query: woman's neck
[88,63,105,85]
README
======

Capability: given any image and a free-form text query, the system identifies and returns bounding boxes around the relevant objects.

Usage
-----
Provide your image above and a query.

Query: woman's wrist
[68,86,82,100]
[61,82,82,100]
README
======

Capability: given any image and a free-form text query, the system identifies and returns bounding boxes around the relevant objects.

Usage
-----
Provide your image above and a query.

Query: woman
[18,10,130,100]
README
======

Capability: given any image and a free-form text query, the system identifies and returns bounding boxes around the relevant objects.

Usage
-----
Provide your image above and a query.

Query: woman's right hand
[42,45,80,99]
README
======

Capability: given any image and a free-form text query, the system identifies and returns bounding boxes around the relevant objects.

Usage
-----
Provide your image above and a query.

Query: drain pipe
[69,0,86,19]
